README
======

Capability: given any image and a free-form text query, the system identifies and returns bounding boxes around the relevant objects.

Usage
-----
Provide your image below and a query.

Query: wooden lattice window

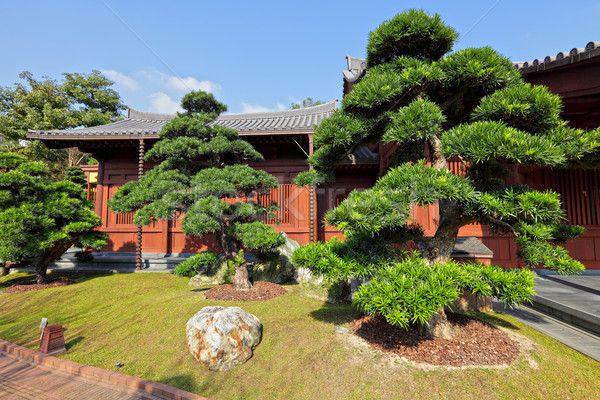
[257,184,292,225]
[115,212,134,225]
[548,169,600,225]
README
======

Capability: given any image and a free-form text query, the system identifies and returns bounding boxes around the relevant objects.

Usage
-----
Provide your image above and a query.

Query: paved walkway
[494,272,600,363]
[0,340,207,400]
[0,354,148,400]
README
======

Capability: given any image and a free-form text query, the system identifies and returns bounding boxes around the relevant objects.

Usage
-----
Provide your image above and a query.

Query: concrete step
[528,274,600,336]
[10,251,196,274]
[494,301,600,362]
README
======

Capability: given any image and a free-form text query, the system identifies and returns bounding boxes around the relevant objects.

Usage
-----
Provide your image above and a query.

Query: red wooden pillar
[308,134,317,242]
[94,158,105,220]
[136,139,145,269]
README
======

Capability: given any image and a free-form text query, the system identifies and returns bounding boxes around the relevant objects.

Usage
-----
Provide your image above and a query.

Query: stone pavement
[494,271,600,363]
[0,339,207,400]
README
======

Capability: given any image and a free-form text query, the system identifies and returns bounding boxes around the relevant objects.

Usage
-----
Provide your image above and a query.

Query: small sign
[40,318,48,329]
[39,325,66,356]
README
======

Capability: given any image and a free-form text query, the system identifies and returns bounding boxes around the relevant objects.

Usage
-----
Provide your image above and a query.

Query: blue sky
[1,1,598,115]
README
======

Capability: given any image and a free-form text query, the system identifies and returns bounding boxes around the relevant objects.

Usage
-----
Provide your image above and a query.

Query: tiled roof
[344,41,600,79]
[27,100,338,140]
[514,41,600,72]
[343,54,366,84]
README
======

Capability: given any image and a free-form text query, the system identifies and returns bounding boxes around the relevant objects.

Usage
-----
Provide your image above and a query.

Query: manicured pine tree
[108,91,284,290]
[293,10,600,338]
[0,152,107,282]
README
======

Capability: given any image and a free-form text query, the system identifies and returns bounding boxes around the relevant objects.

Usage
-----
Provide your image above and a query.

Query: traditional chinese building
[28,41,600,270]
[28,101,380,262]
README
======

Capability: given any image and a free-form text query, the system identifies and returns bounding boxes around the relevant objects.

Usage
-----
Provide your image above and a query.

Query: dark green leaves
[352,255,535,329]
[180,91,227,115]
[383,99,445,144]
[0,151,107,266]
[437,47,522,98]
[472,84,563,134]
[366,9,458,67]
[442,121,565,165]
[109,91,284,257]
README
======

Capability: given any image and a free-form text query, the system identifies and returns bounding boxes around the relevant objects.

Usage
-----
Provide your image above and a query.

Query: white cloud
[140,68,220,94]
[150,92,182,114]
[101,69,139,91]
[166,76,220,93]
[241,102,286,113]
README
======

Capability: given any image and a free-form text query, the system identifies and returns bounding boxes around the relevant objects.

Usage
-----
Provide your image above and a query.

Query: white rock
[186,306,262,371]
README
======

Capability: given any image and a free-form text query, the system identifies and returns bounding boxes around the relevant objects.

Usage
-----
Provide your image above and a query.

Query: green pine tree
[293,10,600,338]
[0,153,107,283]
[108,91,284,290]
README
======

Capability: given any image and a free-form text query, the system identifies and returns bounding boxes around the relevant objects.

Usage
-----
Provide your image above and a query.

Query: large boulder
[186,306,262,372]
[252,233,299,284]
[296,266,350,304]
[189,260,228,288]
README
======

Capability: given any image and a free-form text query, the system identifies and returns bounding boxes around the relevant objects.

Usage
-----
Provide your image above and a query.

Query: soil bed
[204,281,287,301]
[350,312,519,367]
[4,278,77,294]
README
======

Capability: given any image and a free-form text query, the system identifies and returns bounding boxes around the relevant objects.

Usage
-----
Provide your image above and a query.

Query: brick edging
[0,339,208,400]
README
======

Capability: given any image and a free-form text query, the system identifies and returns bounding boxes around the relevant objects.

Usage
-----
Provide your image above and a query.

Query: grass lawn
[1,272,599,400]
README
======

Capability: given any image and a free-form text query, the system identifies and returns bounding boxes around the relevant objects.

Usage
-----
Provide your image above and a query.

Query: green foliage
[174,251,222,277]
[0,70,124,177]
[64,166,88,189]
[442,121,565,165]
[292,169,333,187]
[301,9,592,276]
[292,236,399,280]
[108,91,283,273]
[232,221,286,251]
[180,91,227,115]
[366,9,458,67]
[293,240,536,331]
[383,98,445,144]
[471,83,563,134]
[290,98,324,109]
[353,255,535,329]
[435,47,522,100]
[0,151,106,282]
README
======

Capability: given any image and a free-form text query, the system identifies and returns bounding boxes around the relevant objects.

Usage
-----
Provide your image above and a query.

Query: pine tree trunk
[232,264,252,291]
[418,308,453,339]
[418,199,462,339]
[216,227,253,290]
[35,263,48,284]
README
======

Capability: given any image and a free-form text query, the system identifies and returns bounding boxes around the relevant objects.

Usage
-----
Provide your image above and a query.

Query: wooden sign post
[39,324,66,356]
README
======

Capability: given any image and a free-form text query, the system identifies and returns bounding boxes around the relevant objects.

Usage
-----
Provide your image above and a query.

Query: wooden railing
[107,184,307,228]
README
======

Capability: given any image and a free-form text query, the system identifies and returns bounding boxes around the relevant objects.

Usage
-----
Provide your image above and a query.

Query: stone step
[528,274,600,336]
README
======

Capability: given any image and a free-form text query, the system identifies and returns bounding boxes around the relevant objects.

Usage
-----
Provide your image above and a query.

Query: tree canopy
[0,152,107,283]
[290,97,325,109]
[292,9,600,338]
[0,70,125,177]
[108,91,284,290]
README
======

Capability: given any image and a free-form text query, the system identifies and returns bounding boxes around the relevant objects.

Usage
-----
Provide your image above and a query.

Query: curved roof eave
[27,99,339,140]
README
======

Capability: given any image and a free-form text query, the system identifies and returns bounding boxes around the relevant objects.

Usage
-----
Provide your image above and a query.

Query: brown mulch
[3,278,77,294]
[349,313,520,367]
[204,281,288,301]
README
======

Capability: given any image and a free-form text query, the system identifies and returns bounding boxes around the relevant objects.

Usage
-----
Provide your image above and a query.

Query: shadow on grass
[191,287,212,293]
[310,303,361,325]
[65,336,85,350]
[162,374,210,395]
[468,310,520,330]
[0,271,114,289]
